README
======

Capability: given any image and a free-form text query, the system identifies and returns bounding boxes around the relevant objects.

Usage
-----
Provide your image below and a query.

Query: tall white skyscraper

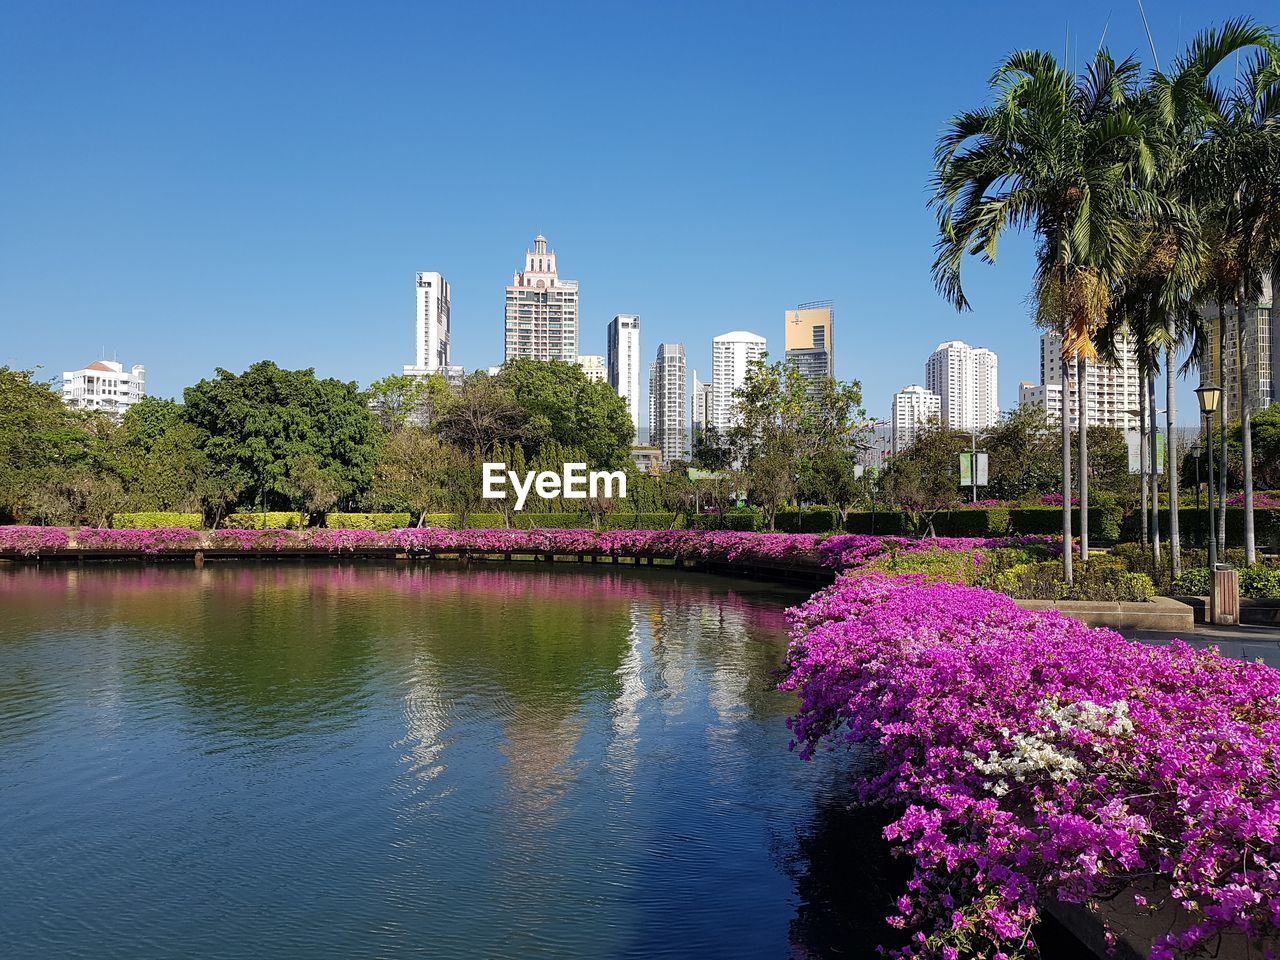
[925,340,999,432]
[710,331,767,434]
[891,384,941,455]
[649,343,688,464]
[403,272,451,377]
[504,235,579,363]
[607,314,641,432]
[61,359,146,419]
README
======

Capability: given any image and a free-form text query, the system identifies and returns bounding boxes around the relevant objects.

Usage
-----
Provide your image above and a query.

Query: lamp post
[1189,441,1202,544]
[1195,385,1222,592]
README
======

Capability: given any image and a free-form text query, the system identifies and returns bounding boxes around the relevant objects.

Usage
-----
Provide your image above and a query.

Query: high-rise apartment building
[691,371,712,445]
[504,235,579,363]
[784,301,835,385]
[62,359,146,419]
[891,384,941,455]
[1206,276,1275,424]
[1018,331,1142,432]
[648,343,688,465]
[710,331,767,434]
[402,271,451,377]
[576,355,606,383]
[925,340,999,431]
[607,314,641,432]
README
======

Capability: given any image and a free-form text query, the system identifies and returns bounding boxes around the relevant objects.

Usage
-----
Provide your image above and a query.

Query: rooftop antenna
[1136,0,1160,71]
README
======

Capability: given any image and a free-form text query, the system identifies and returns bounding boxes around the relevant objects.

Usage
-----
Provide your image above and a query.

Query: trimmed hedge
[222,512,307,530]
[1122,507,1280,546]
[324,512,411,531]
[415,512,683,531]
[113,511,203,529]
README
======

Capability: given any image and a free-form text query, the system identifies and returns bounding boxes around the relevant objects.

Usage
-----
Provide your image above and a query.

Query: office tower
[710,331,767,433]
[608,314,641,432]
[691,370,712,444]
[891,384,941,455]
[648,343,688,465]
[402,272,451,377]
[925,340,1000,431]
[61,359,146,419]
[784,300,835,384]
[1206,275,1275,423]
[504,234,579,363]
[576,355,606,383]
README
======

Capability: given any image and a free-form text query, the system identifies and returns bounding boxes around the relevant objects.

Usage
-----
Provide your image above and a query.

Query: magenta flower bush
[1226,492,1280,508]
[0,526,70,555]
[75,527,204,553]
[781,572,1280,958]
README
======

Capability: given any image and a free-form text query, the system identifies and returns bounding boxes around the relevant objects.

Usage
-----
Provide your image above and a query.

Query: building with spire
[504,234,579,363]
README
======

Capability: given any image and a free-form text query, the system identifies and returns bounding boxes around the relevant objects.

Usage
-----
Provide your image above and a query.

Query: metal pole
[1206,413,1218,592]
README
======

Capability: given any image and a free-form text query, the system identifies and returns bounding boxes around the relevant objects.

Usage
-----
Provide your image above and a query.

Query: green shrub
[691,509,762,532]
[775,509,841,534]
[324,512,411,531]
[932,508,1012,537]
[602,513,682,530]
[1171,567,1211,596]
[222,512,307,530]
[1242,564,1280,600]
[991,557,1154,602]
[864,547,983,585]
[843,511,908,535]
[112,511,203,529]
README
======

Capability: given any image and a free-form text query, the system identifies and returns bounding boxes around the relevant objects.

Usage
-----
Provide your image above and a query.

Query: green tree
[801,448,863,524]
[183,361,377,513]
[495,359,634,468]
[433,373,529,455]
[367,372,449,433]
[983,406,1061,501]
[879,425,970,535]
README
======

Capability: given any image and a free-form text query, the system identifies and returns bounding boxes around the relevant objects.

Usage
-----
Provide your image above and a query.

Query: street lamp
[1189,441,1203,542]
[1195,385,1222,589]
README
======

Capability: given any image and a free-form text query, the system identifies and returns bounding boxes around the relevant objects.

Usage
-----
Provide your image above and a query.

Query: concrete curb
[1015,596,1194,632]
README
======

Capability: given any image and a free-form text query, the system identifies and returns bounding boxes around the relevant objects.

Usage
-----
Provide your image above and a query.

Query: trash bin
[1211,565,1240,626]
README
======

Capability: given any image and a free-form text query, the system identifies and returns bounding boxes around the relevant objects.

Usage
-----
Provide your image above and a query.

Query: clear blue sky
[2,1,1272,428]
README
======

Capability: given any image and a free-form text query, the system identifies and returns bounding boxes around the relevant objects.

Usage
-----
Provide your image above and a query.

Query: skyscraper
[784,301,835,384]
[607,314,641,432]
[711,331,767,434]
[925,340,999,431]
[649,343,688,465]
[504,235,579,363]
[1018,331,1142,432]
[891,384,941,455]
[691,370,712,445]
[403,271,451,377]
[1206,275,1275,424]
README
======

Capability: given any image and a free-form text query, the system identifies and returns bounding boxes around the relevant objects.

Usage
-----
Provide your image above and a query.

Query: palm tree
[932,49,1154,582]
[1192,40,1280,564]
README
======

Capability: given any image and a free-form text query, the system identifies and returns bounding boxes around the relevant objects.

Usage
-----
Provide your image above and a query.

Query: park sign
[958,451,989,487]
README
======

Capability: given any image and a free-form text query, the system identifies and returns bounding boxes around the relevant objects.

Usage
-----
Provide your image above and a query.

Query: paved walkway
[1122,622,1280,665]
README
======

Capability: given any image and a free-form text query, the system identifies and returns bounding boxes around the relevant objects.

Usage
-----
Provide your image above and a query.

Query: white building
[1019,331,1142,431]
[648,343,688,465]
[710,331,767,434]
[925,340,999,432]
[62,360,146,418]
[576,355,606,383]
[607,314,641,432]
[504,235,579,363]
[891,384,941,455]
[691,370,712,444]
[402,271,451,377]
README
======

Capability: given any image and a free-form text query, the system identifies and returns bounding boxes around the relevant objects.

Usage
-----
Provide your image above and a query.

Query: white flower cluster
[965,700,1133,796]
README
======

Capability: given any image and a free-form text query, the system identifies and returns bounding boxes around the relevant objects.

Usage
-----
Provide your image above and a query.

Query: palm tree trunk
[1139,377,1149,546]
[1165,325,1180,578]
[1237,282,1256,565]
[1076,356,1088,565]
[1149,370,1162,571]
[1060,342,1074,584]
[1217,298,1228,552]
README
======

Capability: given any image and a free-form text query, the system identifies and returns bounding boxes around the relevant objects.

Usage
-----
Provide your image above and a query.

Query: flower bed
[75,527,204,553]
[781,571,1280,958]
[0,526,70,555]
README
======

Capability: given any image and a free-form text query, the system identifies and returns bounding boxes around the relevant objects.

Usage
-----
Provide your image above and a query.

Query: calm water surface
[0,563,902,959]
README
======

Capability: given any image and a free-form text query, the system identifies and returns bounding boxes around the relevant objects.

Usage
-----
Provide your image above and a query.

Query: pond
[0,563,908,959]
